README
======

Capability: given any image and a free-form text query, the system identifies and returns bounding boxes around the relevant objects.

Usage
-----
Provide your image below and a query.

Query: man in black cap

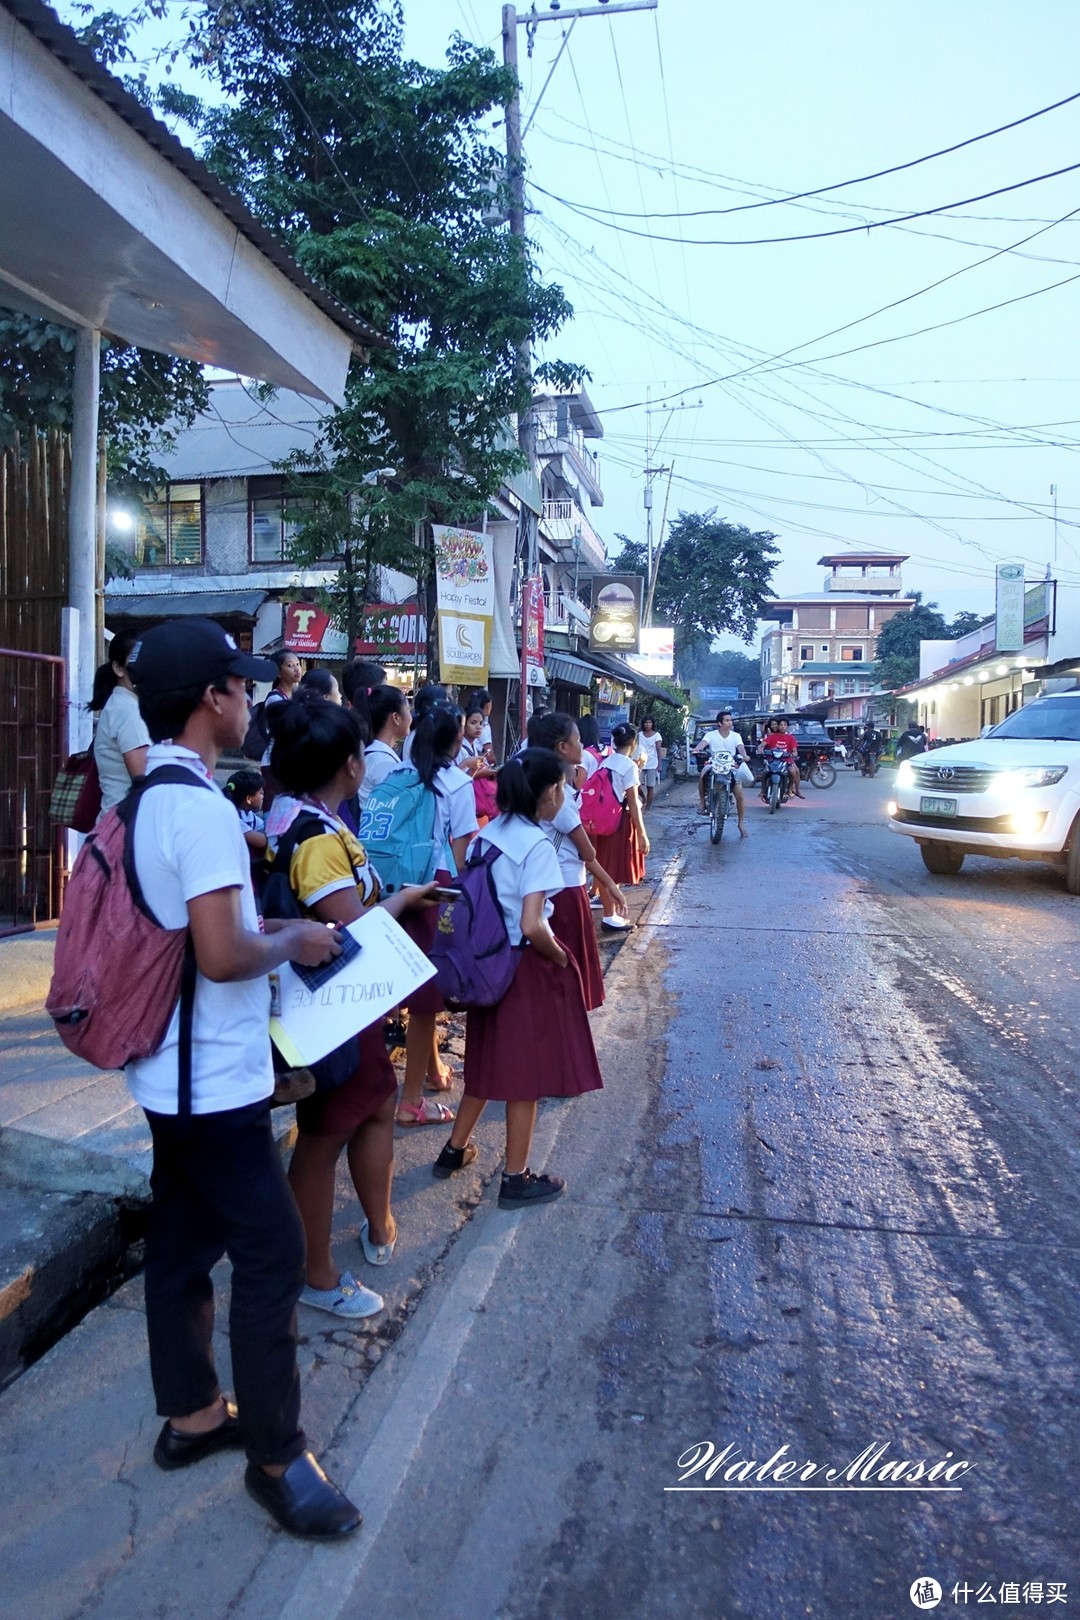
[125,618,361,1539]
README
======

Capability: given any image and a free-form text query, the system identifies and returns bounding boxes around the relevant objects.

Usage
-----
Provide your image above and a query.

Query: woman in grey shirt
[92,631,150,817]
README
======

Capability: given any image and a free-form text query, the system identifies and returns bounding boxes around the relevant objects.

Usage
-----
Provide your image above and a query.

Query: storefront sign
[355,604,428,658]
[626,626,674,678]
[596,677,626,707]
[589,573,642,655]
[522,575,546,687]
[996,563,1025,652]
[284,602,331,654]
[433,524,495,684]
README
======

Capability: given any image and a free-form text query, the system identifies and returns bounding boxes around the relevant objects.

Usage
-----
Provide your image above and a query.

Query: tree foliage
[678,645,759,696]
[150,0,583,650]
[0,312,208,487]
[611,511,779,663]
[874,592,986,690]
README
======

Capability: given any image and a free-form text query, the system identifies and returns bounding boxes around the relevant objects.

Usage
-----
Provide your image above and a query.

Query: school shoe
[589,895,603,908]
[432,1139,479,1179]
[153,1401,244,1471]
[498,1169,566,1210]
[601,915,632,932]
[299,1272,384,1320]
[358,1218,396,1266]
[245,1452,361,1539]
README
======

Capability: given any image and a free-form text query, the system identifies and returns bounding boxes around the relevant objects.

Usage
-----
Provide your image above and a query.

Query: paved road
[3,769,1077,1619]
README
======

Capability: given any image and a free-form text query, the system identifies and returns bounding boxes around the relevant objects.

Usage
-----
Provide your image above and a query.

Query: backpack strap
[117,765,215,1121]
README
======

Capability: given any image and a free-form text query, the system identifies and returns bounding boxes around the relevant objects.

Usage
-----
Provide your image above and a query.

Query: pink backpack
[580,762,623,839]
[46,767,212,1115]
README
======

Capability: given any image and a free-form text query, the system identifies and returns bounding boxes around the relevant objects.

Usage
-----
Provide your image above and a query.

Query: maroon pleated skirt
[592,804,646,887]
[551,885,605,1011]
[399,867,451,1016]
[295,1020,397,1138]
[463,941,605,1103]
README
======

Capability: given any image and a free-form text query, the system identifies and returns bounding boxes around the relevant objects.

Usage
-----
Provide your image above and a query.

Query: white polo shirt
[126,744,274,1116]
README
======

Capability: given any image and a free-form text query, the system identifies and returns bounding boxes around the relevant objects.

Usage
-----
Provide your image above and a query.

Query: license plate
[920,795,957,817]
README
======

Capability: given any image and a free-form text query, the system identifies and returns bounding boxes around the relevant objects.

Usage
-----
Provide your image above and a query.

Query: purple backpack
[430,844,519,1008]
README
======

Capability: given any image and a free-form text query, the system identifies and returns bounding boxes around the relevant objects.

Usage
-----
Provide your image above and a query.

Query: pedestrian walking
[431,748,604,1206]
[528,711,628,993]
[395,704,480,1125]
[590,722,650,891]
[266,699,438,1319]
[91,631,150,817]
[637,715,665,811]
[124,617,361,1539]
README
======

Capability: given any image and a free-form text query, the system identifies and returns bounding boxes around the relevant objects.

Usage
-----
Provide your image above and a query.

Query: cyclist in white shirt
[693,710,750,836]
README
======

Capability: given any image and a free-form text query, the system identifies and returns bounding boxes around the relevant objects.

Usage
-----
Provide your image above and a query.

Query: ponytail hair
[224,767,263,807]
[410,683,448,731]
[496,747,565,822]
[612,721,638,751]
[528,710,577,754]
[411,703,464,789]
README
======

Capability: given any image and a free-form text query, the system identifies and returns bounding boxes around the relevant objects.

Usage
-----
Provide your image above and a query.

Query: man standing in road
[895,719,928,763]
[126,618,362,1540]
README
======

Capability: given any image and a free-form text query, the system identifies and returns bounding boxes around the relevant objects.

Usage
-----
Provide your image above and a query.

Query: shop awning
[106,589,268,620]
[545,652,596,690]
[586,648,681,707]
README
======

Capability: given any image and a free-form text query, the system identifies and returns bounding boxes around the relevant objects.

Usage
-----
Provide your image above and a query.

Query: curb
[0,930,56,1014]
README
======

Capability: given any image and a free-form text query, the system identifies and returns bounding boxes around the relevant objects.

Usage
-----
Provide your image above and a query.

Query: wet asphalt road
[649,766,1080,1615]
[230,767,1079,1620]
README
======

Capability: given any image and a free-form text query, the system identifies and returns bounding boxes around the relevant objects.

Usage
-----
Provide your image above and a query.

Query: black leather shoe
[153,1402,244,1471]
[245,1452,361,1539]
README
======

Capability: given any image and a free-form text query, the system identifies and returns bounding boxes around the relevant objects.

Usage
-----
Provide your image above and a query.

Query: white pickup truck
[888,691,1080,892]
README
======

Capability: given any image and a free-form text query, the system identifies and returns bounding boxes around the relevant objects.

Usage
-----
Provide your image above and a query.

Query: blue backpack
[357,766,438,893]
[430,844,518,1008]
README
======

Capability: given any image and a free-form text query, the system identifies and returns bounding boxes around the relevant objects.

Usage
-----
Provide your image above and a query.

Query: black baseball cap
[127,618,278,698]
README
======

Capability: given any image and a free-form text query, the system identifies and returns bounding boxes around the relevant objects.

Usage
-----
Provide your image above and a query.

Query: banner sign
[284,602,330,654]
[522,575,546,687]
[626,626,674,679]
[995,563,1025,653]
[355,603,428,659]
[589,573,642,655]
[433,524,495,684]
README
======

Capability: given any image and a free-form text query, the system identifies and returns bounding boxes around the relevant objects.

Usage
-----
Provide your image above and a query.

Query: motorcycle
[707,761,737,844]
[854,745,881,779]
[759,747,792,814]
[807,750,837,789]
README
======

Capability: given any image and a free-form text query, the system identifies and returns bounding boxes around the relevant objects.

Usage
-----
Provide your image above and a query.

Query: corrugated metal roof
[1,0,387,352]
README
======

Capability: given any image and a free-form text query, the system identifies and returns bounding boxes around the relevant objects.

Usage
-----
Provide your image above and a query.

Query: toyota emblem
[936,767,955,782]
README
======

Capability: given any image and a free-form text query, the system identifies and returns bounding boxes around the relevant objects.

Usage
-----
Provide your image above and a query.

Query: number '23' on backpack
[579,763,623,839]
[45,767,214,1116]
[357,766,438,892]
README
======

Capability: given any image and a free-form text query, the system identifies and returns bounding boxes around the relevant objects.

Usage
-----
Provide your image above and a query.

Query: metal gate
[0,648,66,933]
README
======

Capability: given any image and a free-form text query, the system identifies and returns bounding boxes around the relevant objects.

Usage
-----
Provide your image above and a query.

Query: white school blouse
[543,787,587,888]
[476,814,564,946]
[359,739,402,809]
[604,752,639,803]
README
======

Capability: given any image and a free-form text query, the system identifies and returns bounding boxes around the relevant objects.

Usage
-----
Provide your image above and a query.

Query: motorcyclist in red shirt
[759,717,804,800]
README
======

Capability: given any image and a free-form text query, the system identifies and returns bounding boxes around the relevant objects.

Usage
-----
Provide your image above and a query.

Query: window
[134,484,202,566]
[840,645,864,662]
[250,476,316,563]
[820,643,829,656]
[800,644,813,661]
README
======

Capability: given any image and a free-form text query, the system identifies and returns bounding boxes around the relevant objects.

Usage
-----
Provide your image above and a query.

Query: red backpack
[46,767,213,1116]
[580,762,623,839]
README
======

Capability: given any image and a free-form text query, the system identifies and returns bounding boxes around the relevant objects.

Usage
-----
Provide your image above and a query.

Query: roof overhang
[0,0,371,404]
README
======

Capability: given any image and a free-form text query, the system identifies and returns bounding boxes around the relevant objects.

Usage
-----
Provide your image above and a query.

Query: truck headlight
[992,767,1067,791]
[896,761,914,788]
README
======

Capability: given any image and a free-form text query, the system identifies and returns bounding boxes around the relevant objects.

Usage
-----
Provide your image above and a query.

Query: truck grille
[911,763,995,794]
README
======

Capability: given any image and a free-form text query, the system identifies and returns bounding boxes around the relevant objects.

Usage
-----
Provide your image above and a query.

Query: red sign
[284,602,330,653]
[354,604,428,658]
[522,575,545,686]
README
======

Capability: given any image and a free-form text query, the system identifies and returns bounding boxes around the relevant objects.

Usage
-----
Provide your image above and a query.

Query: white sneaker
[300,1271,384,1320]
[601,915,633,931]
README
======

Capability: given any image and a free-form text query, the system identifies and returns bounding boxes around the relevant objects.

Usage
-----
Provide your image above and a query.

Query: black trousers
[143,1099,307,1469]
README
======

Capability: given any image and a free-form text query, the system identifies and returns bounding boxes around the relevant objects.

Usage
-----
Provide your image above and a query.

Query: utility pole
[502,0,658,731]
[1051,482,1059,570]
[642,395,701,626]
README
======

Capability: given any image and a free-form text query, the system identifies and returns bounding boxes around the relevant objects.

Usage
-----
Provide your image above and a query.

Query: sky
[400,0,1080,646]
[57,0,1080,649]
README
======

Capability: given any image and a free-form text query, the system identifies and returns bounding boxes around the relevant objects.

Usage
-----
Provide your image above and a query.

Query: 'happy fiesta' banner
[432,524,494,686]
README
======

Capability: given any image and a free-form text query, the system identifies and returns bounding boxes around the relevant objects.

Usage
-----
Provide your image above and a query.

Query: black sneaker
[498,1169,566,1209]
[432,1139,478,1180]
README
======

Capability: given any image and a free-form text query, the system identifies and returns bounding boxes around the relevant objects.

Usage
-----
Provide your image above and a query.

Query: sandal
[396,1098,455,1127]
[423,1065,458,1094]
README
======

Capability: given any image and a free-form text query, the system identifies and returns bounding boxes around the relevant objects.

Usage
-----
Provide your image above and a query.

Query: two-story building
[760,551,915,711]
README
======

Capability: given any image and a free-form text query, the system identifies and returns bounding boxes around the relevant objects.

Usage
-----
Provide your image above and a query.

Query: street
[2,768,1078,1620]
